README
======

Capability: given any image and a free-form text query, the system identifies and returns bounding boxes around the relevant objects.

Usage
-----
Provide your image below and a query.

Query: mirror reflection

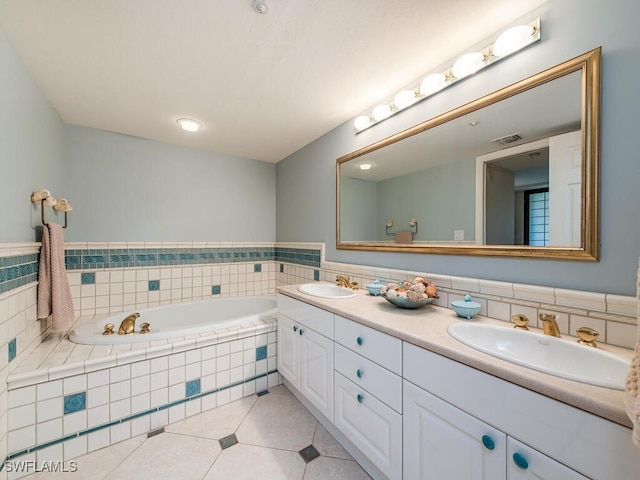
[337,49,599,260]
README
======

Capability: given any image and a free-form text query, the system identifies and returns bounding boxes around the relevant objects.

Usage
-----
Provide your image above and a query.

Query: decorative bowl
[366,279,384,296]
[382,294,436,309]
[451,294,482,319]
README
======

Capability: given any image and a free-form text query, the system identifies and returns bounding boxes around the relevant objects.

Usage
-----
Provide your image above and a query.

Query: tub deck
[7,311,277,390]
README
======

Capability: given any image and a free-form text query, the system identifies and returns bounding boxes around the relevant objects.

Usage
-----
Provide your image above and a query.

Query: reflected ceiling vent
[491,133,522,145]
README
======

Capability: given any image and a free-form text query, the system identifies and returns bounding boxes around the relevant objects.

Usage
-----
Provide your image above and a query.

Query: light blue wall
[65,126,276,242]
[377,159,476,242]
[276,0,640,296]
[0,29,65,242]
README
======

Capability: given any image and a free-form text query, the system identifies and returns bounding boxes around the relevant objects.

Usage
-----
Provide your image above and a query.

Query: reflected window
[525,188,549,246]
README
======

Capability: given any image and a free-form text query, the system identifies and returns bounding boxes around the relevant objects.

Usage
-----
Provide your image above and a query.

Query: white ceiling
[0,0,547,163]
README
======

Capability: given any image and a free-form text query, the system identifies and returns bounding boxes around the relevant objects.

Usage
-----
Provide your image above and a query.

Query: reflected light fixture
[354,17,540,133]
[176,118,202,132]
[357,161,375,170]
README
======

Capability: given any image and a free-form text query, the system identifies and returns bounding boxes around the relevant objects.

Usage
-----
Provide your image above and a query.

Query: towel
[625,258,640,447]
[37,223,75,331]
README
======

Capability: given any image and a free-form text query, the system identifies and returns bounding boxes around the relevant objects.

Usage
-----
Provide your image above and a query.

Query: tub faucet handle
[512,314,529,330]
[103,323,115,335]
[140,322,151,334]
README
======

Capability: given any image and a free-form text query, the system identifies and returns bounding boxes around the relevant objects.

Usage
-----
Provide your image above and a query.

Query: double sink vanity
[277,283,639,480]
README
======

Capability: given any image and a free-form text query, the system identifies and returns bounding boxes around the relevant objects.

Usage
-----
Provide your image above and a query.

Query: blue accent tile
[148,280,160,291]
[254,264,262,273]
[81,272,95,284]
[212,285,221,295]
[186,379,201,397]
[8,338,16,363]
[256,345,267,361]
[64,392,86,414]
[314,269,320,281]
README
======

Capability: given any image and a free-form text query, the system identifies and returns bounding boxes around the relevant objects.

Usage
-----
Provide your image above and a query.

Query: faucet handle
[576,326,599,347]
[512,314,529,330]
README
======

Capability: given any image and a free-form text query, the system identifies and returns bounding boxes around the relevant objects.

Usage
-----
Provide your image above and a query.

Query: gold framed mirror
[337,48,600,260]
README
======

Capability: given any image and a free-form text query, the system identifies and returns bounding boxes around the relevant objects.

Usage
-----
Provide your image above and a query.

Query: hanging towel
[37,223,75,331]
[625,258,640,447]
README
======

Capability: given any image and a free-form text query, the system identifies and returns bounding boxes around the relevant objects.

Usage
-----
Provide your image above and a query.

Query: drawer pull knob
[357,393,364,403]
[299,328,304,335]
[356,336,363,346]
[512,452,528,470]
[293,326,298,332]
[356,369,363,378]
[481,435,495,450]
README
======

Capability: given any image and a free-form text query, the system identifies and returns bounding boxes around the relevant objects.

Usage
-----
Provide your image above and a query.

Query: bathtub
[69,296,277,345]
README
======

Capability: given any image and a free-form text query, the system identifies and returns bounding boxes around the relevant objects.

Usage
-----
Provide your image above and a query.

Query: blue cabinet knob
[356,336,363,346]
[293,325,298,332]
[481,435,495,450]
[512,452,529,470]
[356,369,363,378]
[357,393,364,403]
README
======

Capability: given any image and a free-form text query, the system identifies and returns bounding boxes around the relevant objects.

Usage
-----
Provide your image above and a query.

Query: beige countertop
[277,284,634,429]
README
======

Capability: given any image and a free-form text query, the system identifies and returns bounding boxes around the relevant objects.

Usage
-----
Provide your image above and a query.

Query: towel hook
[31,190,72,228]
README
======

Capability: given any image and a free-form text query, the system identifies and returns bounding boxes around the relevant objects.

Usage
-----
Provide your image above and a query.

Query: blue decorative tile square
[81,272,95,284]
[148,280,160,291]
[256,345,268,361]
[212,285,221,295]
[280,264,284,273]
[314,270,320,281]
[8,338,16,362]
[254,264,262,273]
[64,392,86,414]
[186,379,201,397]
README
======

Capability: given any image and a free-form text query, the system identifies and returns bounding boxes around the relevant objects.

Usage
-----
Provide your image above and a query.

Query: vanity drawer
[334,372,402,480]
[277,293,333,339]
[335,343,402,413]
[334,315,402,375]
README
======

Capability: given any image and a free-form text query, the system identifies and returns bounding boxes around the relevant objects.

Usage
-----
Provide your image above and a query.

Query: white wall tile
[8,404,35,430]
[87,404,109,429]
[607,322,638,349]
[63,411,87,436]
[36,418,63,444]
[8,386,35,408]
[37,397,62,423]
[8,425,35,453]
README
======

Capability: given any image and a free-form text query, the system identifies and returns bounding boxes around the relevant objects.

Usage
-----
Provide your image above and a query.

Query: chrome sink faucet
[539,313,561,337]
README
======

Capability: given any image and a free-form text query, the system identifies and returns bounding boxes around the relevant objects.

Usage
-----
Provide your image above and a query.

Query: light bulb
[357,162,374,170]
[451,52,484,79]
[493,25,535,57]
[419,73,446,96]
[354,115,373,131]
[176,118,202,132]
[393,90,416,109]
[372,104,392,121]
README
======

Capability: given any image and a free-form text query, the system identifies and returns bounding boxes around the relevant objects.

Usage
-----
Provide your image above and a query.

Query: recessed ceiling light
[176,118,202,132]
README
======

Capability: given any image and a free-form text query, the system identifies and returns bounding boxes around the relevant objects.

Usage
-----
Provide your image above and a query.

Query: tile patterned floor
[22,385,371,480]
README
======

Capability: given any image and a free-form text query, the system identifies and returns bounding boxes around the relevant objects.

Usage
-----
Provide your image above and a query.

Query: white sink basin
[297,283,357,299]
[447,323,630,390]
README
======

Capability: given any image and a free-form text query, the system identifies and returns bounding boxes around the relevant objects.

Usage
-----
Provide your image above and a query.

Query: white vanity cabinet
[277,294,334,421]
[403,343,637,480]
[404,379,506,479]
[333,315,403,480]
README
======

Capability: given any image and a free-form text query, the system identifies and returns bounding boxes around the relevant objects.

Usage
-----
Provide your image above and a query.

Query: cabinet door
[299,326,334,421]
[403,380,506,480]
[277,314,299,387]
[335,372,402,480]
[507,437,589,479]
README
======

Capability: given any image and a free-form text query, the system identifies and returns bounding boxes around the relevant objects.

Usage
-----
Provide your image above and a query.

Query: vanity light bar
[354,17,541,133]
